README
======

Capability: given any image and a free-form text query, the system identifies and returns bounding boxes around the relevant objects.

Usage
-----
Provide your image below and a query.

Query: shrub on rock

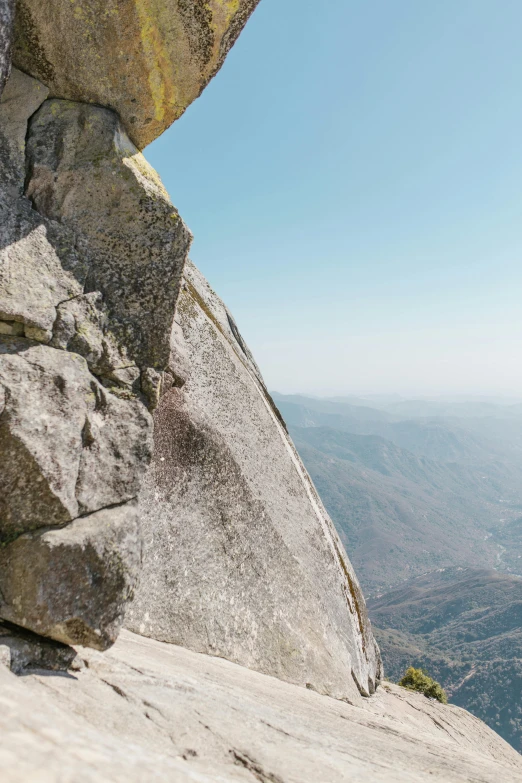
[399,667,448,704]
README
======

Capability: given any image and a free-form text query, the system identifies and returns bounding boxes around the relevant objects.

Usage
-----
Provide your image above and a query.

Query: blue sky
[147,0,522,396]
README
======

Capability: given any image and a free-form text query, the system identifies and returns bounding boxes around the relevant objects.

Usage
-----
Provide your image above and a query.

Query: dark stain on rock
[13,0,55,85]
[177,0,214,69]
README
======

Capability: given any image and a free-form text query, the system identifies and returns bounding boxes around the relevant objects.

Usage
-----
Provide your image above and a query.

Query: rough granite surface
[26,98,192,374]
[13,0,261,148]
[0,621,79,674]
[0,67,48,193]
[0,0,13,96]
[0,70,89,341]
[0,504,142,649]
[0,339,151,541]
[0,68,153,647]
[127,260,381,700]
[0,629,521,783]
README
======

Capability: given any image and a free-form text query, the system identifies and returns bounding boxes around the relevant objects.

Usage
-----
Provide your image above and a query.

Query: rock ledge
[1,630,521,783]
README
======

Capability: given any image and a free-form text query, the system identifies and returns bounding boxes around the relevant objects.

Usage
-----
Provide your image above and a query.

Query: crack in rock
[230,750,285,783]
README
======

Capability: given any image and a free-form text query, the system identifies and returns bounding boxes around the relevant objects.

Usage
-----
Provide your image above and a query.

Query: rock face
[25,99,192,372]
[0,0,13,96]
[1,0,383,737]
[1,71,191,387]
[0,505,142,649]
[0,620,78,674]
[0,339,150,541]
[0,67,180,648]
[127,261,381,700]
[13,0,261,148]
[1,0,380,724]
[1,629,521,783]
[1,2,518,777]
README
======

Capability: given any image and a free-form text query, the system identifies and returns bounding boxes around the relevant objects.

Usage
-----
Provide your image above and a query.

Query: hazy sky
[146,0,522,397]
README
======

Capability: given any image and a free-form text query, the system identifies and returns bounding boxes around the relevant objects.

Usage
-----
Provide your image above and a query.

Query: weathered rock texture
[0,621,79,674]
[0,504,142,649]
[1,630,521,782]
[0,338,150,540]
[0,67,180,648]
[0,0,13,96]
[13,0,261,148]
[26,98,192,372]
[127,261,381,700]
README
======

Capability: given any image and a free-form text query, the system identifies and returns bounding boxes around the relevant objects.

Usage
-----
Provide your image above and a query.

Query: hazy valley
[369,567,522,753]
[273,392,522,751]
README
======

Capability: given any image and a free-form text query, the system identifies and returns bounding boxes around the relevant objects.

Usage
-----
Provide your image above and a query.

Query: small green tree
[398,667,448,704]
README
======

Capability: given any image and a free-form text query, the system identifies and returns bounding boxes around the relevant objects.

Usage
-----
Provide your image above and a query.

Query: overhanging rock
[13,0,261,148]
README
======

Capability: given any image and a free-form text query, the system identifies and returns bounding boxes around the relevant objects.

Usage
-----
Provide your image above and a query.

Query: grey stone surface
[167,317,191,388]
[0,70,159,396]
[51,292,140,391]
[1,630,521,782]
[0,0,13,97]
[127,261,381,701]
[0,338,151,544]
[0,69,88,335]
[0,504,141,649]
[26,98,192,374]
[0,336,148,647]
[0,67,48,192]
[0,195,88,335]
[0,67,178,649]
[12,0,261,149]
[0,621,79,674]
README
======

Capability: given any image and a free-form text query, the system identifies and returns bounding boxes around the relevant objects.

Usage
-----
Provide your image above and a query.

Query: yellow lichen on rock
[133,0,177,127]
[12,0,261,148]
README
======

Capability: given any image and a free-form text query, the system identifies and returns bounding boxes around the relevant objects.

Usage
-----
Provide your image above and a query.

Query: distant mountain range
[273,392,522,752]
[368,567,522,753]
[275,393,522,463]
[272,392,522,594]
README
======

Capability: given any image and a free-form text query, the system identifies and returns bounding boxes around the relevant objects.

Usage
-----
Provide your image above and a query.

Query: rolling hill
[289,424,522,593]
[368,567,522,753]
[275,393,516,463]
